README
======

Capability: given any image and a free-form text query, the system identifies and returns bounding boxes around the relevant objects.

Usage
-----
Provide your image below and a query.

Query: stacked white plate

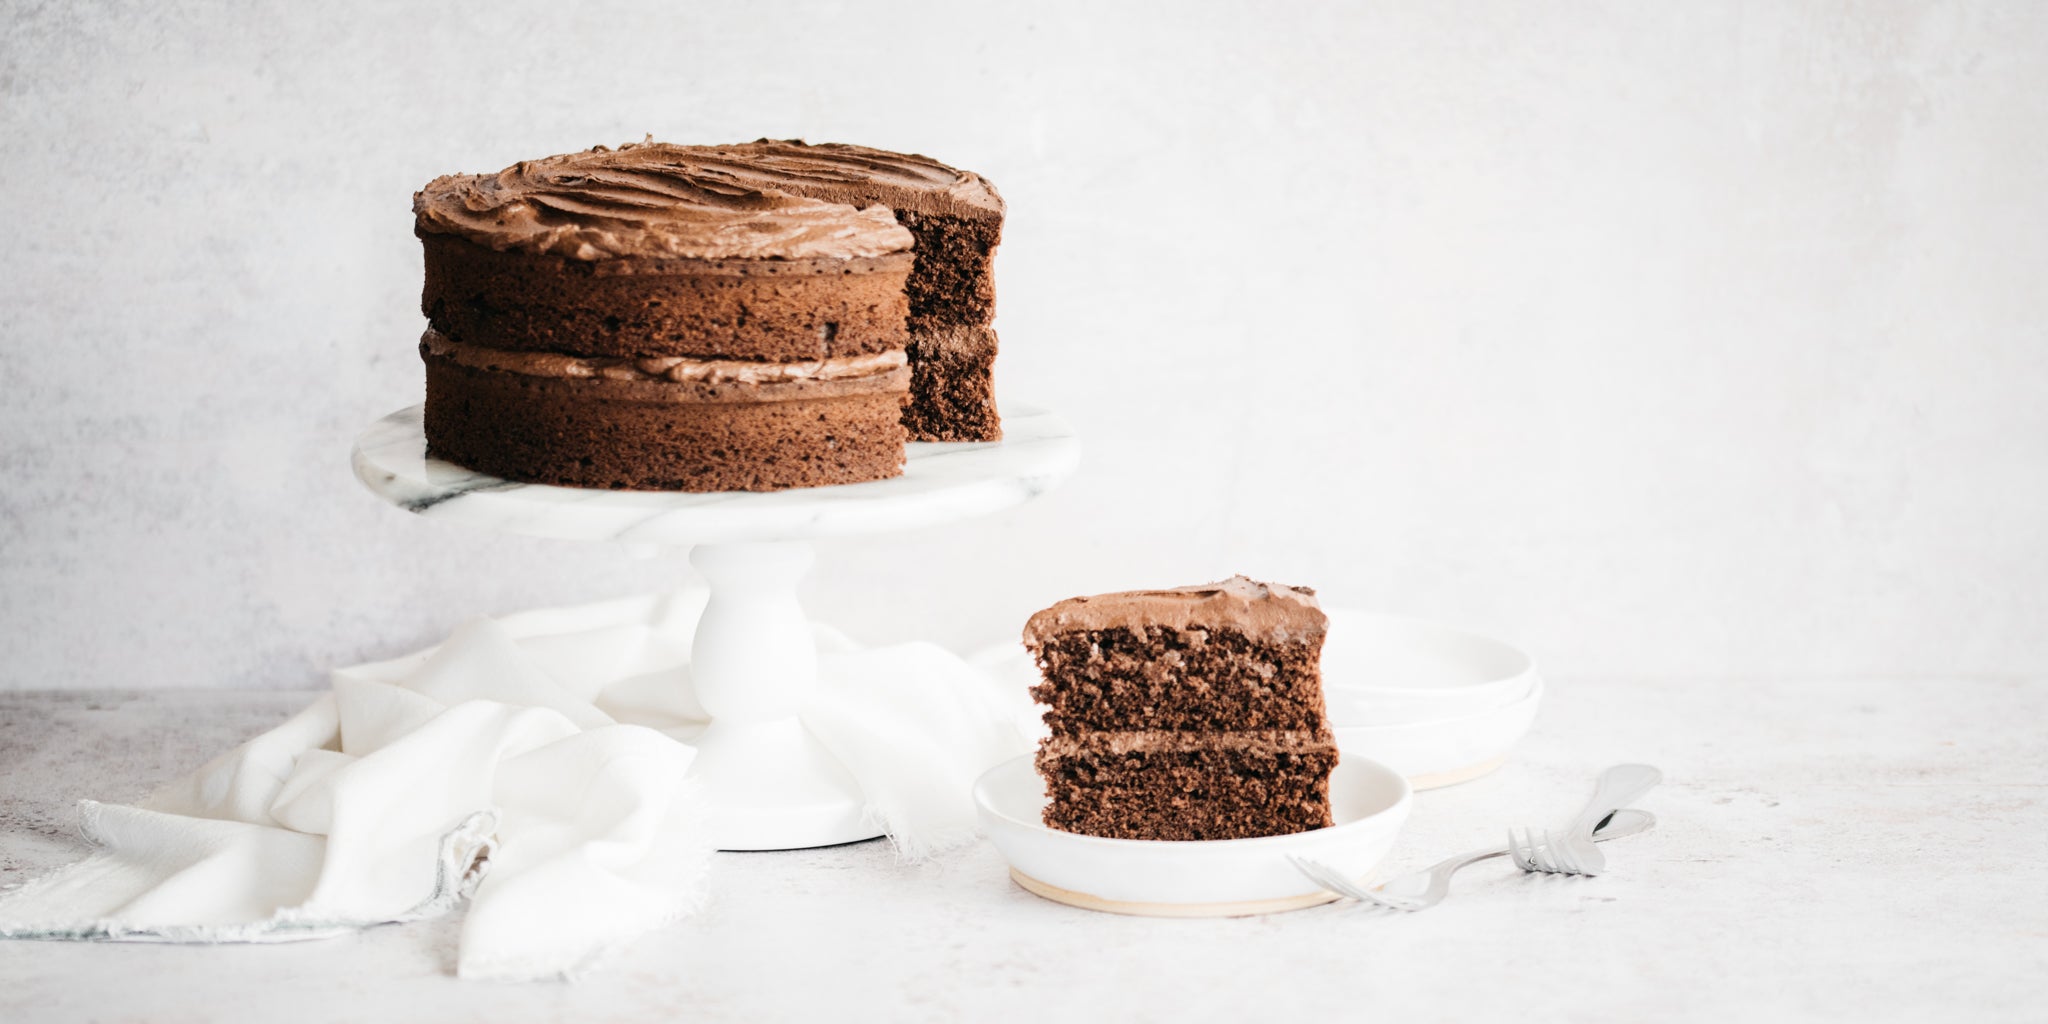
[1320,609,1543,789]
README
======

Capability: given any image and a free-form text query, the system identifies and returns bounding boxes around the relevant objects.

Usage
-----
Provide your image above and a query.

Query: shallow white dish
[974,755,1411,917]
[1321,609,1540,724]
[1331,676,1545,789]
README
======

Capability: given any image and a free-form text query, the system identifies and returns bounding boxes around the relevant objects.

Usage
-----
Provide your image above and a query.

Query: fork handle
[1567,764,1663,837]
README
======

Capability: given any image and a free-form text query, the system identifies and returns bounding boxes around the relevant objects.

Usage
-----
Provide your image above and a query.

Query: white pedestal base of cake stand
[351,403,1079,851]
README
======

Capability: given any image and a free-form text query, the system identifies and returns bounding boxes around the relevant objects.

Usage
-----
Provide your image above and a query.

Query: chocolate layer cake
[1023,577,1338,842]
[676,140,1006,441]
[414,142,916,491]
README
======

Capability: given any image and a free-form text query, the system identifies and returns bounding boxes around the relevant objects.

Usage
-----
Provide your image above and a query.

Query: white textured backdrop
[3,0,2044,690]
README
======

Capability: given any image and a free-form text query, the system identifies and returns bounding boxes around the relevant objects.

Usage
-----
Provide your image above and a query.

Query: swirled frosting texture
[681,139,1003,218]
[413,143,916,261]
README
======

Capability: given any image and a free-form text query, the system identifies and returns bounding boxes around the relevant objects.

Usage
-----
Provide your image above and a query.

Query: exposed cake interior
[679,140,1007,441]
[1035,732,1339,842]
[1024,576,1338,842]
[892,205,1001,440]
[894,208,1000,333]
[904,326,999,442]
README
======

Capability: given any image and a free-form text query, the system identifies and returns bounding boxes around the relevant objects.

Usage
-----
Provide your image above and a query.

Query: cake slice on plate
[1023,576,1339,841]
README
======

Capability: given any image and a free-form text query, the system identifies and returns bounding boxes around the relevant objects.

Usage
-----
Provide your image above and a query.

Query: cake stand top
[351,403,1079,546]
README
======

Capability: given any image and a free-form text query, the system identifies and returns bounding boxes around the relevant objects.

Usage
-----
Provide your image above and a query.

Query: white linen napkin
[0,589,1028,980]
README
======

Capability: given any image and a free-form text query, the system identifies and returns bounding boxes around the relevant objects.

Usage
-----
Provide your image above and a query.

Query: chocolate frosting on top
[682,139,1004,220]
[1023,576,1327,644]
[413,142,915,261]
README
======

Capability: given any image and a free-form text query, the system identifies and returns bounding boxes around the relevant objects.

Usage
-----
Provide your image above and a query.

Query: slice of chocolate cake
[1023,577,1339,841]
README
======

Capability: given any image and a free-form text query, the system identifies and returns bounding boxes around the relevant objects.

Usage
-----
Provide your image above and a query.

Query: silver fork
[1509,764,1663,876]
[1289,809,1655,911]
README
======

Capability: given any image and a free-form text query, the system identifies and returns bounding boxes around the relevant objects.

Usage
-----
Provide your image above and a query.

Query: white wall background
[3,0,2044,690]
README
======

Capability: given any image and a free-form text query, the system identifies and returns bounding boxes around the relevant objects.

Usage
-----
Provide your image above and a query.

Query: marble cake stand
[351,403,1078,851]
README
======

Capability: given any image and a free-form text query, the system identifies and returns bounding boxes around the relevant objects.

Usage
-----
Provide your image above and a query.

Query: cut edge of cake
[694,139,1007,443]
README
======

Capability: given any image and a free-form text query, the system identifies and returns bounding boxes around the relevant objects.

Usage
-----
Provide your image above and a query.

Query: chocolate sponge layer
[422,234,912,362]
[1036,742,1338,841]
[423,353,907,492]
[1029,625,1328,734]
[904,325,999,442]
[895,209,999,335]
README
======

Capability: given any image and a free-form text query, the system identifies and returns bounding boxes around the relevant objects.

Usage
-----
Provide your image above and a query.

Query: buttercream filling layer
[422,330,908,385]
[1037,728,1337,760]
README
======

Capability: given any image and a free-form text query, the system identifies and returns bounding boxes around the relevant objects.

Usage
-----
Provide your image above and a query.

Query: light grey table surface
[2,676,2042,1023]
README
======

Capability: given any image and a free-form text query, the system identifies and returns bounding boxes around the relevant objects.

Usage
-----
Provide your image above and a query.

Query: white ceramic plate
[1331,676,1545,789]
[1321,609,1540,723]
[974,755,1411,917]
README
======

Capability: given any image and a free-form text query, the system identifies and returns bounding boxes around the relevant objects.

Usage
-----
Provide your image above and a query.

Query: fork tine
[1364,891,1420,912]
[1287,855,1332,894]
[1330,869,1386,904]
[1287,855,1333,893]
[1541,831,1568,874]
[1327,861,1401,906]
[1304,860,1355,898]
[1292,855,1367,901]
[1532,829,1555,873]
[1548,830,1579,875]
[1305,859,1359,898]
[1554,832,1584,875]
[1338,871,1382,902]
[1507,828,1530,871]
[1542,829,1569,874]
[1522,828,1543,872]
[1351,873,1415,911]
